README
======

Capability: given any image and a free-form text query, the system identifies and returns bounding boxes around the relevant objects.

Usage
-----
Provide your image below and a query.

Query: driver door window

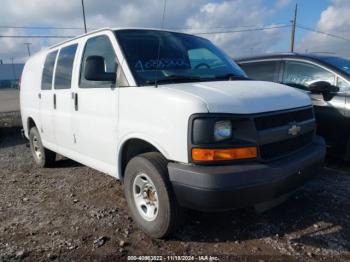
[80,35,117,88]
[282,61,335,91]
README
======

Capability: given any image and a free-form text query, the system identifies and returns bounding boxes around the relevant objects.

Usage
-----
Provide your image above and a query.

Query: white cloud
[275,0,293,9]
[0,0,290,63]
[185,0,287,57]
[299,0,350,57]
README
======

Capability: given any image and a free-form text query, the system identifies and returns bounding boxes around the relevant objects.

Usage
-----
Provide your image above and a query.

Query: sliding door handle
[53,94,56,109]
[74,93,78,111]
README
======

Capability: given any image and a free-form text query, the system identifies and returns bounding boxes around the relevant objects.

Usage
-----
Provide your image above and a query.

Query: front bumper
[168,136,326,212]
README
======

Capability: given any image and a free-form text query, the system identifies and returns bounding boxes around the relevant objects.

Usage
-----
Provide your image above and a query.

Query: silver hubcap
[132,173,159,221]
[32,135,42,160]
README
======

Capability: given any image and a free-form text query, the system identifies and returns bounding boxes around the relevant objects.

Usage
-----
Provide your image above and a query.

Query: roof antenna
[154,0,167,88]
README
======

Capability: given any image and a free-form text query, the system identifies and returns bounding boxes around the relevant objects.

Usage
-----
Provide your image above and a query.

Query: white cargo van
[20,28,325,238]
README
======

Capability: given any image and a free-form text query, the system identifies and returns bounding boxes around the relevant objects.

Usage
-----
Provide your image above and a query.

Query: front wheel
[29,127,56,167]
[124,152,183,238]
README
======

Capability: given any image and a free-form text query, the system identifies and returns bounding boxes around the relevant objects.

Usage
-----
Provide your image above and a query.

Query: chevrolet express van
[20,28,326,238]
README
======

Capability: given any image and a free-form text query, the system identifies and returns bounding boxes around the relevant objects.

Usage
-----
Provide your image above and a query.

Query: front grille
[259,131,314,160]
[255,108,313,131]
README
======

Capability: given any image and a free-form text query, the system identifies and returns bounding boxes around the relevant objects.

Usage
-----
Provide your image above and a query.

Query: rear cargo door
[52,44,78,154]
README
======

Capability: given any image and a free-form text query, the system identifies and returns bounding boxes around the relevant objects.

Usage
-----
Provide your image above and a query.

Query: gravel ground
[0,128,350,261]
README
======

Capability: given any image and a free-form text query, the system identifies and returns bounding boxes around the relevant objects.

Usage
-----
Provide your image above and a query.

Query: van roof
[48,27,192,50]
[29,27,205,61]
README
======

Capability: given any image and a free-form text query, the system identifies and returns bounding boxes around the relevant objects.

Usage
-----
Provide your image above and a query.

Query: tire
[124,152,183,238]
[29,126,56,167]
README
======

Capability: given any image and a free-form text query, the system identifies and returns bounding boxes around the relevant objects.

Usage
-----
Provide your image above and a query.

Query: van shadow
[53,158,83,168]
[325,155,350,173]
[0,127,26,148]
[171,168,350,252]
[0,127,82,168]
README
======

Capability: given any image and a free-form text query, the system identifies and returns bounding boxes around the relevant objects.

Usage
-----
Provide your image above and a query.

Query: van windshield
[115,29,247,86]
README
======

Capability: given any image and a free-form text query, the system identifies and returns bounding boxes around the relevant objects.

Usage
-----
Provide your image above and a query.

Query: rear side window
[54,44,78,89]
[240,61,279,81]
[41,51,58,90]
[80,35,117,88]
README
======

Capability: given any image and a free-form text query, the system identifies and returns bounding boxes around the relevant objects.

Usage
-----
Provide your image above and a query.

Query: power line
[0,35,74,38]
[3,24,347,45]
[191,24,290,35]
[0,24,291,38]
[0,23,289,32]
[296,24,350,42]
[0,25,85,30]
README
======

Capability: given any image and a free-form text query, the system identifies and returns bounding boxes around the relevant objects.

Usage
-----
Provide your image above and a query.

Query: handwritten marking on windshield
[134,58,190,71]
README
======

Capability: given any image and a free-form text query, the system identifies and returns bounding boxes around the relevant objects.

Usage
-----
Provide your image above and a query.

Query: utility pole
[290,3,298,53]
[24,42,31,56]
[81,0,87,33]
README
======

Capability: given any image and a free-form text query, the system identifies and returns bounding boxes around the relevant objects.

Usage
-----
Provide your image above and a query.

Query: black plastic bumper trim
[168,136,325,211]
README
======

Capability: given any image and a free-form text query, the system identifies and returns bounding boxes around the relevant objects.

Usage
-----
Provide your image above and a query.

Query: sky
[0,0,349,64]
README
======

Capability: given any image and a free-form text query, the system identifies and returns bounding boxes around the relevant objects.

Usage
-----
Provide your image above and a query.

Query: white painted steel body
[20,28,312,179]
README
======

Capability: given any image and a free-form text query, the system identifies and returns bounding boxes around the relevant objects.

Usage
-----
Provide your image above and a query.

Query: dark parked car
[237,53,350,159]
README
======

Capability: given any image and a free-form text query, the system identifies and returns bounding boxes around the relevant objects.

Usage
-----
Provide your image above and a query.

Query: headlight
[214,120,232,141]
[192,118,233,144]
[190,114,257,162]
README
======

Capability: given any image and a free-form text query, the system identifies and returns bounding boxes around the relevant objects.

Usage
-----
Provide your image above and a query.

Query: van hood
[160,80,311,114]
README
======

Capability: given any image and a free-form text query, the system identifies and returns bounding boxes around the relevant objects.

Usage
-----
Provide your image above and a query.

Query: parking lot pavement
[0,89,21,128]
[0,129,349,261]
[0,89,20,113]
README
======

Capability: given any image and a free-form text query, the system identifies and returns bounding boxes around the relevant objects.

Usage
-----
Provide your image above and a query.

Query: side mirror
[84,56,116,82]
[309,81,339,94]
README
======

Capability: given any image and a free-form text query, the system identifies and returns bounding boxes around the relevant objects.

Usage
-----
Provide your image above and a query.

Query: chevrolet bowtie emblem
[288,124,301,136]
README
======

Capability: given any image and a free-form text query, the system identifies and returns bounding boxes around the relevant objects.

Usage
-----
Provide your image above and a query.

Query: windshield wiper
[214,73,250,81]
[145,74,249,86]
[145,75,203,86]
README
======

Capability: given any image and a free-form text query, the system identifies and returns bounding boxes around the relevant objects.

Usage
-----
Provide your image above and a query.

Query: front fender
[116,133,170,178]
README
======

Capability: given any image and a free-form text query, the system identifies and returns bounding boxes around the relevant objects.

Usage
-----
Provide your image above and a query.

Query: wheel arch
[117,136,169,181]
[27,117,37,133]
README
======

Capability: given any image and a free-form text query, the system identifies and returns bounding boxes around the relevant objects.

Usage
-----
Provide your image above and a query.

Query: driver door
[71,34,119,175]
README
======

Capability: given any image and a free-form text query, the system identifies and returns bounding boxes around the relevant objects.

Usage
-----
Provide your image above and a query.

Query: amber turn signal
[192,147,257,161]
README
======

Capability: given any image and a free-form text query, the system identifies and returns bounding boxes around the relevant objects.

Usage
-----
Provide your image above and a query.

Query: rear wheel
[124,152,183,238]
[29,127,56,167]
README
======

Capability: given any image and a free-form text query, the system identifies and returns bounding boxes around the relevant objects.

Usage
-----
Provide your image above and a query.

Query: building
[0,63,24,89]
